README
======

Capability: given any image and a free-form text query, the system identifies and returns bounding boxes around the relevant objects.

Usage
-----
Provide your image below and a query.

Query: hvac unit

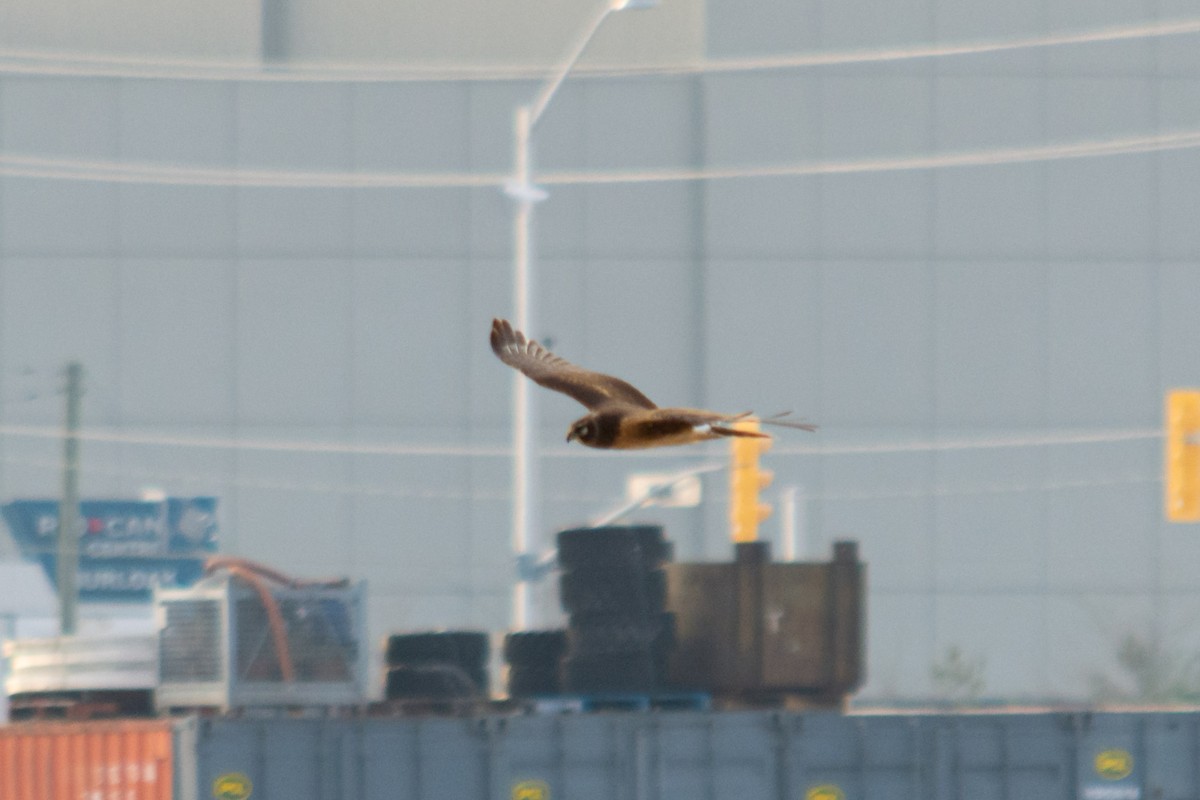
[154,568,366,712]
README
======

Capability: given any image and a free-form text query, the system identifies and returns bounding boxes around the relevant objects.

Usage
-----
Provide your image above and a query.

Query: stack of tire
[383,631,490,701]
[503,629,568,697]
[557,525,674,692]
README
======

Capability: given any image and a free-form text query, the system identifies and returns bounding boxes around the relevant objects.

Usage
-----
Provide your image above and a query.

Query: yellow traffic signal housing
[1166,390,1200,522]
[730,420,774,542]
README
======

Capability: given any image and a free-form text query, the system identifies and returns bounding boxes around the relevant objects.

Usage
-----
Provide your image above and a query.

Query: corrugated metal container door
[936,713,1072,799]
[194,717,491,800]
[0,719,174,800]
[184,711,1200,799]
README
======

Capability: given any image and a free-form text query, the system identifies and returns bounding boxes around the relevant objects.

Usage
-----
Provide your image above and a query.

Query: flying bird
[490,318,816,450]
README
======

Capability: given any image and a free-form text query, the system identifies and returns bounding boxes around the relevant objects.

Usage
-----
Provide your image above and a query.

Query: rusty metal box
[665,540,864,702]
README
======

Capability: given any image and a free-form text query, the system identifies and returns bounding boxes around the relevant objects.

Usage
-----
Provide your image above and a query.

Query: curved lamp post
[505,0,658,629]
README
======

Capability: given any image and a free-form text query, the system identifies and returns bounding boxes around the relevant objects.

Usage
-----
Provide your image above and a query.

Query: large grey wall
[1,0,1199,701]
[0,0,703,67]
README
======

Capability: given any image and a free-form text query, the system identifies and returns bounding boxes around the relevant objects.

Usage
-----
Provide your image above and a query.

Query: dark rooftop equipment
[665,540,864,705]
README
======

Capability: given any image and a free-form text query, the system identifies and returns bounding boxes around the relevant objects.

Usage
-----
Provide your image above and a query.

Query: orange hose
[212,563,295,683]
[202,555,353,683]
[204,555,347,589]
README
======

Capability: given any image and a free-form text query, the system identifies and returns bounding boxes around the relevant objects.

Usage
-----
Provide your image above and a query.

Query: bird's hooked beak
[566,429,578,443]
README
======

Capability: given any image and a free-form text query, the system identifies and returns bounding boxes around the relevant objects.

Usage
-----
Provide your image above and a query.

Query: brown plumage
[490,318,816,450]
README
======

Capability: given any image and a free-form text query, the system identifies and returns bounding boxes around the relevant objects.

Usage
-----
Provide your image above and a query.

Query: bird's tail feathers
[710,412,816,438]
[711,425,770,439]
[758,411,818,432]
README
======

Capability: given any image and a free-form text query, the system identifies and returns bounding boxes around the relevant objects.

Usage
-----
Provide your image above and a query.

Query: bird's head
[566,417,600,446]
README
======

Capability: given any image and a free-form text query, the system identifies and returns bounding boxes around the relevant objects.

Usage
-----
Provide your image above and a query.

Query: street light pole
[508,105,541,631]
[57,362,82,636]
[506,0,657,630]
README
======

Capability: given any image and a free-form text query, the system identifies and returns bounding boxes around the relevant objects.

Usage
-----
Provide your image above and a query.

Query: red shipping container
[0,719,173,800]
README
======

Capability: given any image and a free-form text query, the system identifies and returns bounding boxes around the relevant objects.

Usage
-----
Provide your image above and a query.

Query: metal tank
[665,540,865,704]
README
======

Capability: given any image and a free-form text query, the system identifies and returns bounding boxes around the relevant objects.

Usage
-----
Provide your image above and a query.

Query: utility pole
[57,362,82,636]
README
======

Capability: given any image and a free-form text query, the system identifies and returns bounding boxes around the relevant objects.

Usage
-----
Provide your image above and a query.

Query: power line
[0,154,506,188]
[0,424,508,457]
[0,450,1162,504]
[0,453,514,502]
[3,129,1198,188]
[541,131,1200,186]
[706,17,1200,73]
[0,422,1159,458]
[765,427,1161,457]
[0,17,1197,81]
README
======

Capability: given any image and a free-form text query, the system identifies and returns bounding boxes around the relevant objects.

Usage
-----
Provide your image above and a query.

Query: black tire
[643,569,667,608]
[626,525,671,566]
[560,578,644,616]
[385,631,489,669]
[563,653,657,692]
[656,540,675,565]
[556,531,642,572]
[386,664,479,699]
[559,569,666,616]
[464,666,491,695]
[556,525,671,571]
[652,650,673,688]
[560,566,659,592]
[567,629,651,657]
[567,612,675,656]
[503,629,568,666]
[652,611,676,652]
[507,665,562,697]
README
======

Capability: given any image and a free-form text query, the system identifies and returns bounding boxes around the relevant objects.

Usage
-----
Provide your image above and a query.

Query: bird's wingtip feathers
[491,318,521,355]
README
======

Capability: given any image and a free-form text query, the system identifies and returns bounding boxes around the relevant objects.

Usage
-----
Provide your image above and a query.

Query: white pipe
[507,0,656,630]
[780,486,805,561]
[511,107,534,630]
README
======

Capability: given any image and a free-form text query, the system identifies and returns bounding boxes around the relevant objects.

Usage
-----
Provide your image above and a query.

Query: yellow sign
[730,420,773,543]
[1166,390,1200,521]
[512,779,550,800]
[213,772,253,800]
[1095,749,1134,780]
[806,784,845,800]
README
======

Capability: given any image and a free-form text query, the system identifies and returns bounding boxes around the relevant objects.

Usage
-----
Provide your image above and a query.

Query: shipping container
[182,710,1199,800]
[0,719,177,800]
[3,709,1198,800]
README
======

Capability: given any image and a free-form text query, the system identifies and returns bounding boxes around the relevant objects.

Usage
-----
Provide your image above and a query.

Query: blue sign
[2,497,218,602]
[35,554,209,599]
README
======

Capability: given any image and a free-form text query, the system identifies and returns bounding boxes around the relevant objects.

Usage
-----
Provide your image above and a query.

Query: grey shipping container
[157,709,1200,800]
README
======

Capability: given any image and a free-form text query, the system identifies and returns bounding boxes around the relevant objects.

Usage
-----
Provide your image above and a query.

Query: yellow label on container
[213,772,253,800]
[806,784,845,800]
[512,779,550,800]
[1095,749,1134,780]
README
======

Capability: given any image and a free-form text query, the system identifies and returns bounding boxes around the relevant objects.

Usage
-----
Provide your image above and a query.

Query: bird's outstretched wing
[490,318,657,411]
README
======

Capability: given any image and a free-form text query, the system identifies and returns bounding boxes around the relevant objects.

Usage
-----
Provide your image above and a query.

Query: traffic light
[1166,390,1200,522]
[729,420,773,542]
